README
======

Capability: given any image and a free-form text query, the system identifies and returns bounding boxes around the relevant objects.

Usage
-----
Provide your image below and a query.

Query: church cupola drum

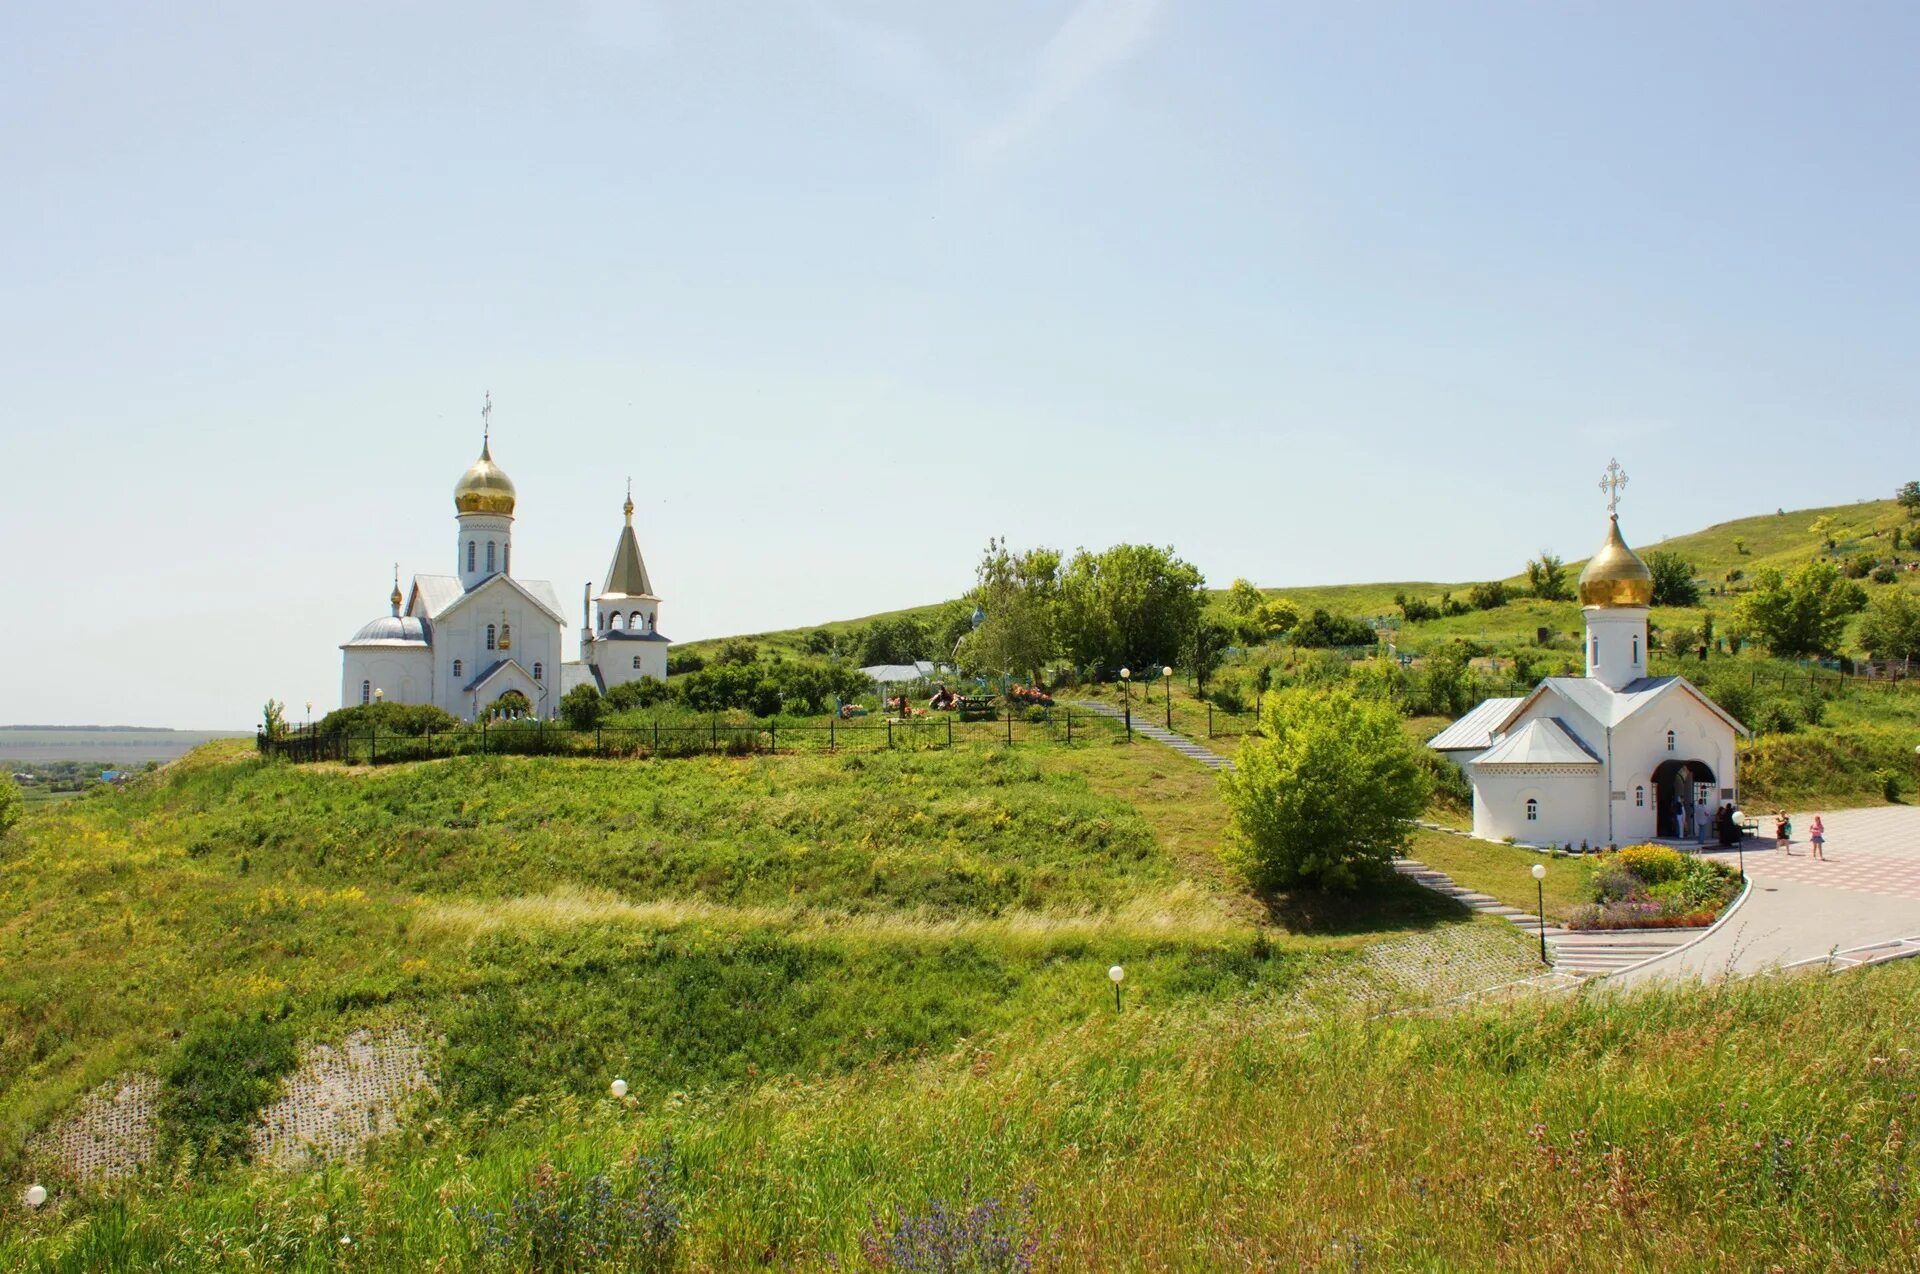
[337,395,669,718]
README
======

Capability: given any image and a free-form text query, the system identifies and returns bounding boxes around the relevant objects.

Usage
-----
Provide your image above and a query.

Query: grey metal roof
[1471,717,1602,767]
[431,574,567,625]
[859,661,938,683]
[599,630,672,642]
[463,658,538,693]
[410,575,465,619]
[1428,697,1524,752]
[344,614,431,646]
[1497,675,1748,737]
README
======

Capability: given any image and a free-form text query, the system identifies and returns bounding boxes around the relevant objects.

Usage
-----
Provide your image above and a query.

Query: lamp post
[1109,963,1125,1012]
[305,700,313,733]
[1531,863,1548,964]
[1163,666,1173,730]
[1119,668,1132,741]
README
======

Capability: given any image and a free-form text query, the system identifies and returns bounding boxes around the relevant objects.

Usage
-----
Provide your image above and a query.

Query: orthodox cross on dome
[1599,458,1629,517]
[623,476,634,524]
[481,392,493,451]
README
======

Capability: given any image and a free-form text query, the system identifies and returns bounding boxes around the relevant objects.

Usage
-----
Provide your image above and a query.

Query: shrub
[1881,767,1904,803]
[459,1150,679,1273]
[1222,687,1431,890]
[666,652,706,675]
[858,1184,1046,1273]
[1292,609,1376,649]
[1615,843,1687,884]
[316,701,459,736]
[1468,581,1509,611]
[559,682,604,730]
[0,778,21,840]
[605,678,672,712]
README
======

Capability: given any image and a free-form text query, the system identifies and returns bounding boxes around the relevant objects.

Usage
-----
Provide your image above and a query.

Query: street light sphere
[1531,863,1546,880]
[24,1185,47,1209]
[609,1078,628,1099]
[1120,667,1130,680]
[1108,964,1125,984]
[1162,666,1172,678]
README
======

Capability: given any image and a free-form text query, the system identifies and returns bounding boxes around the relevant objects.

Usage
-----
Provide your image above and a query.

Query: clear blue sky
[3,2,1915,728]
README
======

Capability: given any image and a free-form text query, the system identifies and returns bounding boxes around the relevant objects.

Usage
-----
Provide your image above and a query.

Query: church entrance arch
[1652,759,1716,838]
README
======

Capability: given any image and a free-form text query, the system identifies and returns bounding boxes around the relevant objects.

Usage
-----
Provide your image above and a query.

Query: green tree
[1413,642,1479,717]
[1221,687,1432,891]
[959,538,1061,682]
[1056,544,1205,671]
[1182,611,1235,697]
[1858,589,1920,664]
[860,615,932,666]
[1467,580,1509,611]
[0,777,22,841]
[1899,481,1920,520]
[1252,598,1298,638]
[1291,609,1376,649]
[1729,559,1869,658]
[559,682,604,730]
[260,699,288,740]
[1643,551,1700,607]
[1525,551,1572,601]
[802,628,835,656]
[1226,578,1264,617]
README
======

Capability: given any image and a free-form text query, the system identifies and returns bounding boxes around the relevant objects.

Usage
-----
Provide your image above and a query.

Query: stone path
[1074,698,1698,978]
[1070,700,1234,771]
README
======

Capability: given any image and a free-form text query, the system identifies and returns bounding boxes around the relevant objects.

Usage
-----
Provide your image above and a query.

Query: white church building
[339,400,670,718]
[1429,464,1748,848]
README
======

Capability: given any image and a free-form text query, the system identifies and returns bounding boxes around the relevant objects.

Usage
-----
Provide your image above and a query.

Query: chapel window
[1591,636,1599,665]
[453,659,463,678]
[361,680,371,705]
[487,624,497,651]
[1667,730,1676,752]
[533,662,543,680]
[1635,785,1644,807]
[1632,635,1640,663]
[630,610,642,629]
[632,656,641,669]
[1525,798,1539,822]
[467,541,476,572]
[487,541,496,574]
[610,613,624,631]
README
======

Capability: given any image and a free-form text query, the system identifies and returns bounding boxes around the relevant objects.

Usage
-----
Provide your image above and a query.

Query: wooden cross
[1600,458,1628,516]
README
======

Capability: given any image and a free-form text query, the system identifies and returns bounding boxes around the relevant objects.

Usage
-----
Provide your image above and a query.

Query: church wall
[1471,766,1607,848]
[592,639,668,688]
[339,648,433,709]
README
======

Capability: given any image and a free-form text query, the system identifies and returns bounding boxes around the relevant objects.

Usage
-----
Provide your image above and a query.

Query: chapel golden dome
[454,440,517,516]
[1578,516,1654,607]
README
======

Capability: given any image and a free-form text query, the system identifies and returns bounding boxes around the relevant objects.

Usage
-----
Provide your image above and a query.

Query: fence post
[769,720,776,753]
[947,716,953,749]
[1007,706,1013,745]
[370,729,377,764]
[830,714,836,751]
[596,725,602,757]
[888,719,894,749]
[1066,709,1072,743]
[1208,704,1213,738]
[425,727,431,759]
[481,720,488,755]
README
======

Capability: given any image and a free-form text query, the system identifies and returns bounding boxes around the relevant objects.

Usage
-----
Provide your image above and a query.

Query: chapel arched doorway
[1652,759,1717,838]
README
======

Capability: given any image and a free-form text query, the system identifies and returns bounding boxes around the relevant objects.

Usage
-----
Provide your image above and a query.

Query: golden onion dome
[1578,516,1654,607]
[454,441,516,516]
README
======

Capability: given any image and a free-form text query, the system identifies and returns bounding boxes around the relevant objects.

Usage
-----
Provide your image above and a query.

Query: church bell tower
[1577,459,1654,692]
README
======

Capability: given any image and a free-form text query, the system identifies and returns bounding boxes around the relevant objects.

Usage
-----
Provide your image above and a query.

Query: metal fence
[258,709,1125,766]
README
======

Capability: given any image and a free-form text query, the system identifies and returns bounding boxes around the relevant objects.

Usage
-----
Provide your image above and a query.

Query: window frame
[1525,798,1539,822]
[486,623,496,651]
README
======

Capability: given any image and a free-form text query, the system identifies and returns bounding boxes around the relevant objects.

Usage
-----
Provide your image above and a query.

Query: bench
[956,696,997,722]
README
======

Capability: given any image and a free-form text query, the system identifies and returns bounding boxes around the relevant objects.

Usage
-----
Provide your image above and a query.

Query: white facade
[1433,498,1748,849]
[338,422,670,718]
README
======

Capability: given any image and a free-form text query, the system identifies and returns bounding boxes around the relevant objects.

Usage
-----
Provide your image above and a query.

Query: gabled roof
[409,575,465,620]
[434,573,566,625]
[1471,717,1601,767]
[602,524,656,599]
[1495,675,1749,738]
[463,657,536,694]
[1428,697,1525,752]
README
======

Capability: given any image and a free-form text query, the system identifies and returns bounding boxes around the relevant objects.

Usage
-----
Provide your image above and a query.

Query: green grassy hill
[6,733,1920,1268]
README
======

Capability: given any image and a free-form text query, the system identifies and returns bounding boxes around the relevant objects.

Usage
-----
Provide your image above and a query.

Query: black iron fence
[259,708,1125,766]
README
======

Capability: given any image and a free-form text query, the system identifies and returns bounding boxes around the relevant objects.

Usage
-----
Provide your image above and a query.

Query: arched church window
[503,544,510,575]
[467,541,476,572]
[632,656,641,669]
[1525,798,1539,822]
[361,680,371,705]
[1667,730,1676,752]
[453,659,463,678]
[487,542,496,574]
[610,613,624,630]
[1635,785,1644,807]
[533,662,543,680]
[630,610,642,629]
[486,624,497,651]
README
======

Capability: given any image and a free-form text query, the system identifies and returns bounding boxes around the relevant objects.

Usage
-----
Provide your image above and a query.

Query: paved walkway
[1070,700,1234,771]
[1617,806,1920,984]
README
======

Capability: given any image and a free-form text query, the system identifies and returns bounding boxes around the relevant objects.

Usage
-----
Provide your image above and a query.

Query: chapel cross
[1600,458,1629,517]
[481,392,493,448]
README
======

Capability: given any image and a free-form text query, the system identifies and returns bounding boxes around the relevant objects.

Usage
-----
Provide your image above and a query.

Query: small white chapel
[338,396,670,718]
[1429,462,1749,848]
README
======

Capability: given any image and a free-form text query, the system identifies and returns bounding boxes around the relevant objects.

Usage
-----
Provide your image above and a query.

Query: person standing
[1695,791,1712,846]
[1774,812,1791,854]
[1809,815,1826,862]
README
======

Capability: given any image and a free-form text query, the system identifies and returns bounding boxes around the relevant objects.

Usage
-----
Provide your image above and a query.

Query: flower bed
[1566,844,1740,931]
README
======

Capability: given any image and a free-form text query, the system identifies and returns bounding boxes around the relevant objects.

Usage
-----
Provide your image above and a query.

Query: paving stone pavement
[1070,700,1234,770]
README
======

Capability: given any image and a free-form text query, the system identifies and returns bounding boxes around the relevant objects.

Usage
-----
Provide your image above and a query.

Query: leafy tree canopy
[1291,608,1376,649]
[1898,480,1920,520]
[1644,551,1701,607]
[1221,686,1432,890]
[1056,544,1205,671]
[0,776,21,841]
[1729,558,1868,659]
[960,538,1061,682]
[1525,551,1572,601]
[859,616,932,667]
[1858,588,1920,664]
[1226,578,1264,617]
[559,681,604,730]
